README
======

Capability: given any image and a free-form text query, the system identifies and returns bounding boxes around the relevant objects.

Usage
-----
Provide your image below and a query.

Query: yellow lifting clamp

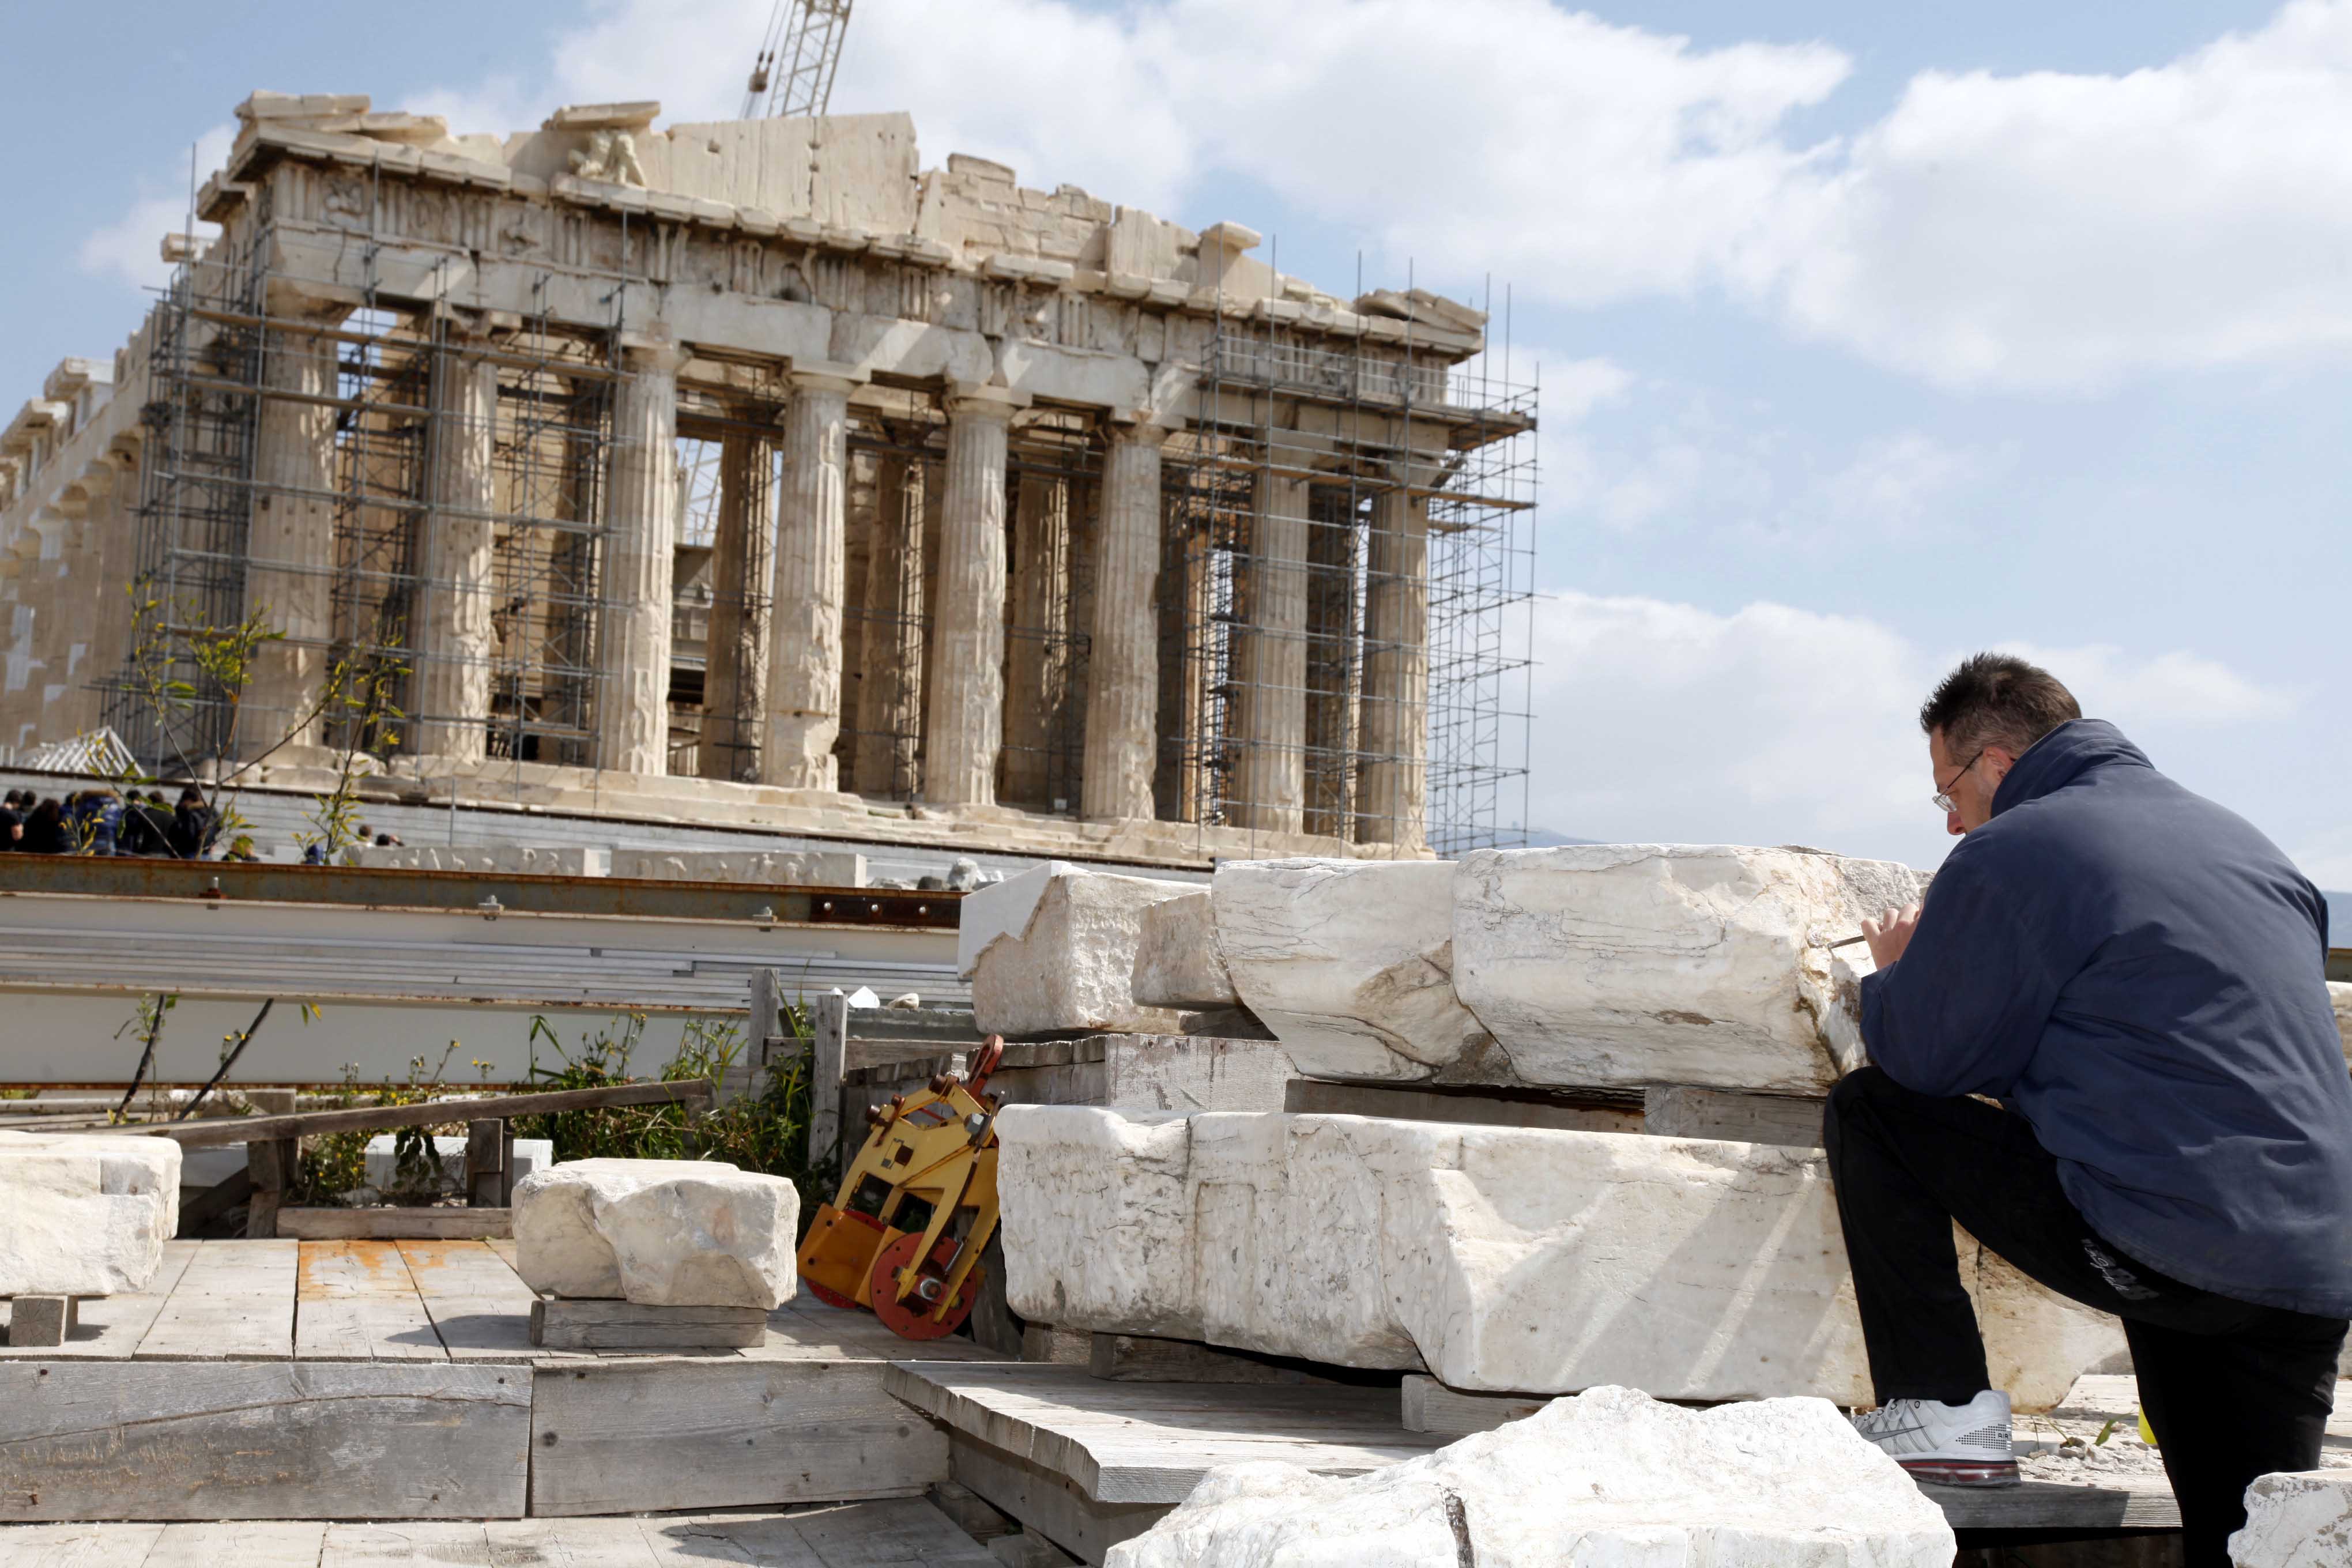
[793,1036,1004,1340]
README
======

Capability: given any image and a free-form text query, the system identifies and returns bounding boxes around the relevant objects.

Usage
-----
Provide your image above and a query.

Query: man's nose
[1946,809,1965,837]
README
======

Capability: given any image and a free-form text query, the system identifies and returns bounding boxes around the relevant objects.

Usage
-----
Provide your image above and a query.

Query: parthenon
[0,93,1535,868]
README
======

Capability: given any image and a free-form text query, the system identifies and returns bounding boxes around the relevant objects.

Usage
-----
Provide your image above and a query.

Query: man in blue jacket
[1829,653,2351,1563]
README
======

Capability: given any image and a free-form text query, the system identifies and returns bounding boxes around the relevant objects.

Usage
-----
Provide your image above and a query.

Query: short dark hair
[1920,653,2081,757]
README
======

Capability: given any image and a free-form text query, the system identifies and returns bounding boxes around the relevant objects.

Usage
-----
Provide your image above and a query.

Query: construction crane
[742,0,855,120]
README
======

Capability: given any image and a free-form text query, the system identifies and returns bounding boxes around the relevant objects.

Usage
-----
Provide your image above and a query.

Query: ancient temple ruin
[0,94,1535,866]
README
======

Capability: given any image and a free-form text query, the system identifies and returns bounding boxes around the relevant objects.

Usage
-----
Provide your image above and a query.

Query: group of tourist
[0,785,217,858]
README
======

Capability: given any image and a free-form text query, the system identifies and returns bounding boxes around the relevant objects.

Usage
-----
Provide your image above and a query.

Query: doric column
[1002,464,1071,808]
[1081,422,1166,821]
[239,301,346,753]
[1231,466,1310,832]
[854,448,924,797]
[923,387,1025,806]
[1302,487,1360,839]
[1358,481,1430,850]
[594,340,686,777]
[412,333,499,764]
[763,365,862,789]
[699,422,773,782]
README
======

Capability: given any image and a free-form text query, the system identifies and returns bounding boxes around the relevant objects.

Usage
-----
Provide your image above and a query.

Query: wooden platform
[883,1360,2187,1566]
[0,1239,1005,1523]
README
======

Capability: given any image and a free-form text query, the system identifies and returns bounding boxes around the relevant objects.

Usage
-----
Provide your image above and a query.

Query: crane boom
[743,0,855,120]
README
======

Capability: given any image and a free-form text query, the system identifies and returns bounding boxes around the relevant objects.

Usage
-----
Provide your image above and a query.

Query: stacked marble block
[0,1130,181,1346]
[512,1158,799,1350]
[989,846,2131,1412]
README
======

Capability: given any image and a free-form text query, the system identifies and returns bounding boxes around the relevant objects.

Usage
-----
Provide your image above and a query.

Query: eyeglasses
[1931,747,1987,815]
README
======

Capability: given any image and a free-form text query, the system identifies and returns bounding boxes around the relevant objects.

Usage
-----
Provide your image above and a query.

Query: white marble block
[0,1130,181,1296]
[1129,891,1236,1011]
[1109,1385,1954,1568]
[2230,1471,2352,1568]
[959,861,1198,1038]
[997,1107,2121,1408]
[514,1158,799,1309]
[1213,859,1486,1081]
[1452,844,1926,1095]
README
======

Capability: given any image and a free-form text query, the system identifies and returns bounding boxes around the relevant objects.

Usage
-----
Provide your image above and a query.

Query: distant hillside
[2330,891,2350,945]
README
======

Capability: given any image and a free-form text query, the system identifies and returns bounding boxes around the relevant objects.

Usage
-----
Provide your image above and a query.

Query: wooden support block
[1088,1332,1330,1385]
[244,1139,292,1239]
[277,1207,512,1241]
[1399,1374,1546,1437]
[1021,1324,1091,1366]
[465,1118,505,1208]
[6,1296,75,1348]
[529,1297,768,1351]
[1642,1085,1826,1148]
[947,1433,1167,1568]
[809,990,848,1167]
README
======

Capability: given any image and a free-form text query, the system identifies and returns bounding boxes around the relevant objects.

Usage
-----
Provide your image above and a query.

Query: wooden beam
[809,991,847,1167]
[465,1119,505,1208]
[945,1432,1167,1568]
[140,1080,714,1147]
[277,1207,513,1241]
[529,1298,769,1351]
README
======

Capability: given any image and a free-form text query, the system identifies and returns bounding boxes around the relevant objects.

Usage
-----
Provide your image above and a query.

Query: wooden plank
[244,1138,292,1239]
[294,1240,446,1362]
[0,1243,195,1361]
[0,1360,529,1520]
[810,990,847,1165]
[1398,1374,1543,1437]
[0,1522,168,1565]
[482,1518,670,1568]
[1643,1085,1826,1148]
[465,1119,504,1208]
[747,1498,999,1567]
[141,1520,329,1566]
[528,1356,949,1517]
[530,1298,768,1351]
[1922,1477,2179,1531]
[947,1433,1166,1568]
[319,1522,491,1564]
[744,1298,1006,1363]
[146,1079,714,1147]
[135,1238,297,1360]
[278,1207,513,1241]
[395,1239,539,1360]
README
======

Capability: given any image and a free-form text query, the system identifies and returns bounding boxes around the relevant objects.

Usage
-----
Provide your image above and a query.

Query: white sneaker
[1851,1390,2020,1487]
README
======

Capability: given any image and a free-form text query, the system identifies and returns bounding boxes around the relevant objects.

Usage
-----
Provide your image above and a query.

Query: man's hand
[1863,903,1923,970]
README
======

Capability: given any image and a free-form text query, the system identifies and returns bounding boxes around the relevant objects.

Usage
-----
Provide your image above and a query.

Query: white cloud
[78,124,235,292]
[1525,593,2299,866]
[1811,433,1993,532]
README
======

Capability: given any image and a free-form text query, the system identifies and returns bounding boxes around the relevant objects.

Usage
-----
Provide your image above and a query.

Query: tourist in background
[169,787,214,860]
[21,797,67,854]
[0,791,22,851]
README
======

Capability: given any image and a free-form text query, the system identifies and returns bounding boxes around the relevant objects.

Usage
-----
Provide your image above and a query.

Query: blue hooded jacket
[1860,718,2352,1317]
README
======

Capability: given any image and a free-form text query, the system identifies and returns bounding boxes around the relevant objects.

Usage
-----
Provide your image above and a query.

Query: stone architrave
[699,421,774,783]
[1212,858,1485,1082]
[595,341,687,777]
[2231,1471,2352,1568]
[1356,485,1429,850]
[925,387,1025,806]
[1452,845,1927,1096]
[959,861,1197,1038]
[1107,1386,1954,1568]
[0,1130,182,1296]
[995,1107,2125,1408]
[239,297,348,755]
[1130,889,1237,1012]
[514,1158,800,1309]
[1230,469,1309,832]
[765,365,863,789]
[1081,423,1166,822]
[413,332,499,763]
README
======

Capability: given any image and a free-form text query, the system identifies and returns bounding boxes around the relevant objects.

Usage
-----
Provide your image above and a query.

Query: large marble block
[1109,1385,1953,1568]
[2231,1471,2352,1568]
[1129,891,1236,1011]
[960,861,1198,1038]
[1212,859,1486,1081]
[0,1131,180,1296]
[514,1158,798,1309]
[997,1107,2121,1408]
[1453,845,1925,1094]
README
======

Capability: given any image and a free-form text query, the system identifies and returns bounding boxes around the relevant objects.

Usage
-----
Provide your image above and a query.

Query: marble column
[853,449,924,797]
[594,340,685,777]
[239,301,346,754]
[413,335,499,764]
[763,367,859,790]
[1001,465,1071,809]
[699,423,773,783]
[1080,423,1166,822]
[1231,466,1310,833]
[923,389,1023,806]
[1358,481,1430,851]
[1302,486,1360,840]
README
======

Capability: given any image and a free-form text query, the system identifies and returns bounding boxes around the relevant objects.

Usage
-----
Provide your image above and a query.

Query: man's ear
[1982,744,2019,779]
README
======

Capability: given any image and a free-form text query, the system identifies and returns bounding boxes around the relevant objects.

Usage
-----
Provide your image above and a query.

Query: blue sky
[12,0,2348,885]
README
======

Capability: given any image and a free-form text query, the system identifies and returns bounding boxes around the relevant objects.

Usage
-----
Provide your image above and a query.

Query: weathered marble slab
[1129,892,1235,1012]
[0,1132,180,1296]
[960,862,1197,1038]
[1212,860,1486,1082]
[514,1159,798,1309]
[1452,845,1925,1094]
[997,1107,2121,1409]
[1108,1385,1953,1568]
[2232,1470,2352,1568]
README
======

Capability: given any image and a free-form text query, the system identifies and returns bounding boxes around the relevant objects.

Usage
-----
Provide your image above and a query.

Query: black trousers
[1823,1066,2346,1566]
